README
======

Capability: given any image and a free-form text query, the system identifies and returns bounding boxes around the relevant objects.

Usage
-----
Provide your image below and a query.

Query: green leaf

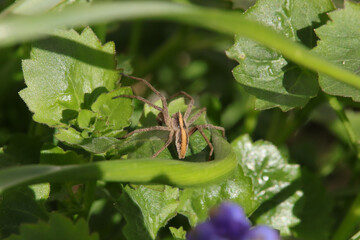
[291,170,334,240]
[4,213,99,240]
[0,186,49,238]
[91,87,133,135]
[231,135,300,203]
[116,185,179,240]
[178,166,255,226]
[40,144,87,165]
[77,109,95,129]
[227,0,334,110]
[313,1,360,101]
[170,227,186,240]
[55,127,121,153]
[19,27,118,127]
[28,183,50,201]
[255,190,302,236]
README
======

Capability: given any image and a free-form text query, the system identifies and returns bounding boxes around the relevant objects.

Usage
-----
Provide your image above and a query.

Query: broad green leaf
[178,166,255,226]
[4,213,99,240]
[255,190,302,236]
[227,0,334,110]
[231,135,300,203]
[313,1,360,101]
[0,131,236,193]
[19,27,118,127]
[0,186,48,238]
[291,170,334,240]
[116,185,179,240]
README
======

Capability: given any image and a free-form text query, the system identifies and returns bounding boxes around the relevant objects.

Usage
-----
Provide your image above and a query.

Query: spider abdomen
[173,112,189,159]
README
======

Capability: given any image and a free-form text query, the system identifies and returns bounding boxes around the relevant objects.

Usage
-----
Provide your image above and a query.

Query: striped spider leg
[113,73,225,160]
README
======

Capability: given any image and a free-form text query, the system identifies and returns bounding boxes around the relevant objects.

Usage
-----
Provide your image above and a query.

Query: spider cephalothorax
[113,74,225,160]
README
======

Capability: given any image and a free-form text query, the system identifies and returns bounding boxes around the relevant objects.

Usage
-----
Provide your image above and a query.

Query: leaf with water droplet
[231,134,300,204]
[227,0,334,110]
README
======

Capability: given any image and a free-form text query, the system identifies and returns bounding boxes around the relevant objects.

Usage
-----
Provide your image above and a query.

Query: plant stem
[332,194,360,240]
[326,95,360,158]
[83,154,96,219]
[1,2,360,89]
[328,95,360,240]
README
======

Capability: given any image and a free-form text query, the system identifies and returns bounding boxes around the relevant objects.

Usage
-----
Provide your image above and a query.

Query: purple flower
[186,202,280,240]
[209,202,251,239]
[244,226,280,240]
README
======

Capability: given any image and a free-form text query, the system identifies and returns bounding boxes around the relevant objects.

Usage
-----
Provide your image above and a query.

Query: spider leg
[168,91,194,121]
[113,95,162,112]
[187,108,206,126]
[121,126,170,138]
[194,124,225,137]
[152,131,175,158]
[188,126,213,161]
[121,73,171,125]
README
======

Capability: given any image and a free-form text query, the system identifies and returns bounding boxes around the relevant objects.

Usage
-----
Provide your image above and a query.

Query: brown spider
[113,74,225,160]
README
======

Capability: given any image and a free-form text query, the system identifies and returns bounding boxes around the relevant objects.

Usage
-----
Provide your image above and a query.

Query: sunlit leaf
[313,1,360,101]
[227,0,334,110]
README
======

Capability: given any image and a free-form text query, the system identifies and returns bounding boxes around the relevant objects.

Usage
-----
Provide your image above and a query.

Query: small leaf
[227,0,334,110]
[231,135,300,203]
[28,183,50,201]
[91,87,133,134]
[116,185,179,240]
[313,1,360,101]
[40,144,87,165]
[55,128,121,153]
[77,109,95,129]
[19,27,118,127]
[5,213,99,240]
[170,227,187,240]
[55,127,83,145]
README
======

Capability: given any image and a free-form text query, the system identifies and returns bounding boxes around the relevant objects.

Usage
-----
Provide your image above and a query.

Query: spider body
[113,74,225,160]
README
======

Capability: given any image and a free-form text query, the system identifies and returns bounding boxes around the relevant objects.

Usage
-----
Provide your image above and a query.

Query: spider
[113,73,225,160]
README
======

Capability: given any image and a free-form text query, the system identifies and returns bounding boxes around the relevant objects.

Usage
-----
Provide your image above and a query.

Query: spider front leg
[121,126,170,138]
[120,74,171,126]
[113,95,162,112]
